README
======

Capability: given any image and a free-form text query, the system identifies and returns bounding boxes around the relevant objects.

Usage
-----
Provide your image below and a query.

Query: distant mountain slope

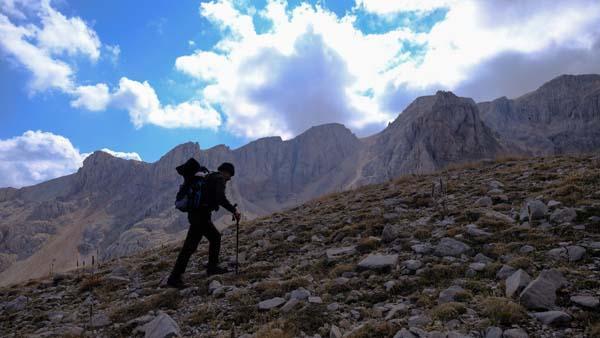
[478,74,600,154]
[1,74,600,285]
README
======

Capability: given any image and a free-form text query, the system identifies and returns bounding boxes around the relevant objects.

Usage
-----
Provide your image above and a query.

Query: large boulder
[519,269,567,310]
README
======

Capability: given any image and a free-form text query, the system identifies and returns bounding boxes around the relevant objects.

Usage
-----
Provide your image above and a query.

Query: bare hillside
[1,155,599,337]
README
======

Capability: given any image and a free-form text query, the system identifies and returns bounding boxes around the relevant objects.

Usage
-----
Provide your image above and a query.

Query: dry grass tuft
[356,237,380,253]
[78,274,103,293]
[431,302,467,321]
[110,289,181,322]
[347,320,398,338]
[256,320,295,338]
[478,297,527,325]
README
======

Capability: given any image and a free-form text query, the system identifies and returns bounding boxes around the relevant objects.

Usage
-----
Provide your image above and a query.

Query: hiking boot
[166,276,187,289]
[206,266,229,276]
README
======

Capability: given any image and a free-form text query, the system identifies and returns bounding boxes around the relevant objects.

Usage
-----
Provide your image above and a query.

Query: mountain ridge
[1,73,599,285]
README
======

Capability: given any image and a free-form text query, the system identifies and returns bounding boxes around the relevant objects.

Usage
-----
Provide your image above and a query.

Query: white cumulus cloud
[36,1,101,61]
[0,12,75,92]
[172,0,600,139]
[355,0,453,14]
[0,130,142,188]
[70,83,111,111]
[99,148,142,161]
[112,77,222,129]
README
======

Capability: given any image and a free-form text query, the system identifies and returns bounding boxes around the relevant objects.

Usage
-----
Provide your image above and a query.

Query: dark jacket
[197,172,236,213]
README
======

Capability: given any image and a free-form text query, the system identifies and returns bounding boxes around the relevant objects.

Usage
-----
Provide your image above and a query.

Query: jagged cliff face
[359,91,505,184]
[478,74,600,155]
[1,74,600,286]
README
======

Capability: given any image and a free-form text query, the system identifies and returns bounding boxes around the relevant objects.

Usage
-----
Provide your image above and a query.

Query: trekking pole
[233,204,240,275]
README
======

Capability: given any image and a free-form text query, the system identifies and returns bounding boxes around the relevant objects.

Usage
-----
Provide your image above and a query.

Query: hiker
[167,159,241,288]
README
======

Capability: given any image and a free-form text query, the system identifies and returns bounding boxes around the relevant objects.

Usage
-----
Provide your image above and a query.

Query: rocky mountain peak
[157,142,201,164]
[294,123,357,142]
[537,73,600,93]
[81,150,121,167]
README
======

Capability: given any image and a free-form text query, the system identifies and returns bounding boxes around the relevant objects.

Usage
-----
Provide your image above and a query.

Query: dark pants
[170,210,221,279]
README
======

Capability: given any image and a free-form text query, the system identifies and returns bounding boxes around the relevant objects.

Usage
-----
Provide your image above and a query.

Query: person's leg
[203,218,222,271]
[169,223,202,281]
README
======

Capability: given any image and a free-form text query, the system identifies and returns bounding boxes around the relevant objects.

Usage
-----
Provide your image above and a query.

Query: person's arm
[215,176,237,214]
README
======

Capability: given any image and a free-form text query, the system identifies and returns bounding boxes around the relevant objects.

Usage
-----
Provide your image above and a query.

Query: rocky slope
[1,74,600,286]
[1,155,599,338]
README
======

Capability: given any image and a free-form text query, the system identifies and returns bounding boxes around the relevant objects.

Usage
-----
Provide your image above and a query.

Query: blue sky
[1,0,599,188]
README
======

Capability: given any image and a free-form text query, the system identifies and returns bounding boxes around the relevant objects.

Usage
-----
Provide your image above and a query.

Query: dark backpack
[175,179,204,212]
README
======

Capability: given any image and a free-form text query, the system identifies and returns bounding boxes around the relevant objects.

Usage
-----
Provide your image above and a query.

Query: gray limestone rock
[90,313,111,328]
[549,208,577,224]
[393,329,416,338]
[290,287,311,300]
[5,295,28,312]
[143,311,181,338]
[411,243,433,254]
[531,311,572,326]
[496,265,517,280]
[570,295,599,308]
[505,269,531,298]
[403,259,423,271]
[526,200,547,221]
[439,285,467,303]
[519,269,567,310]
[466,224,492,237]
[281,298,300,313]
[330,324,343,338]
[434,237,472,257]
[502,328,528,338]
[566,245,586,262]
[485,327,503,338]
[326,246,357,262]
[519,245,535,254]
[258,297,286,310]
[475,196,493,207]
[357,254,398,271]
[474,253,494,263]
[382,223,402,242]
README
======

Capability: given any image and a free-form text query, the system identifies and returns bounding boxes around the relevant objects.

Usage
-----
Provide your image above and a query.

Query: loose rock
[143,311,181,338]
[570,295,599,308]
[357,254,398,271]
[434,237,471,257]
[519,269,567,310]
[505,269,531,298]
[531,311,572,326]
[258,297,286,310]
